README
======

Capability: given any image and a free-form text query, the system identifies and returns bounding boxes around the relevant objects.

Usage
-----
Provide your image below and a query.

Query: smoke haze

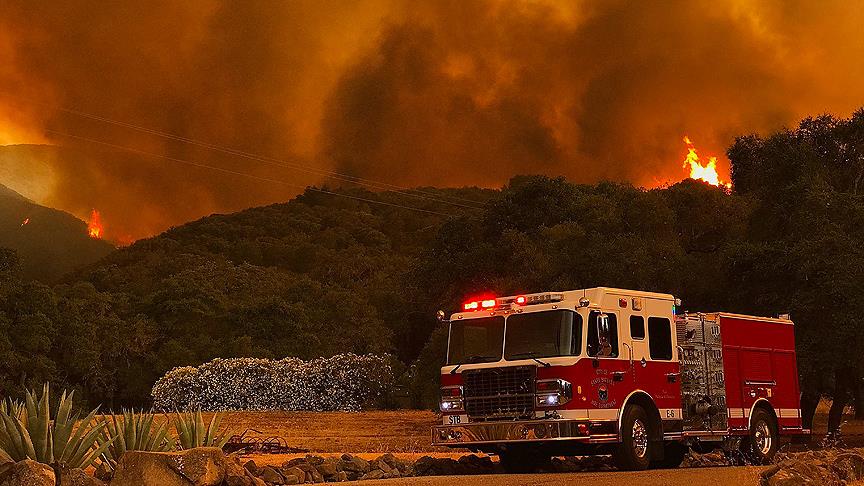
[1,0,863,239]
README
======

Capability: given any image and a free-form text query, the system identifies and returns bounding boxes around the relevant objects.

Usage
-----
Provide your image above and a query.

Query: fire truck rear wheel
[613,404,653,471]
[743,408,778,464]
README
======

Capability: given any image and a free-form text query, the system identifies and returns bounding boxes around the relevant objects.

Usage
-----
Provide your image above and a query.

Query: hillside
[0,182,114,281]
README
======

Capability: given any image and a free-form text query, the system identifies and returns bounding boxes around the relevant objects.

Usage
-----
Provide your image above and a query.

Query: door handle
[666,372,679,383]
[613,371,625,382]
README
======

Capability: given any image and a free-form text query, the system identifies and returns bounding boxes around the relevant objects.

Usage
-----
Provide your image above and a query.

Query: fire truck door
[627,313,649,382]
[587,310,630,409]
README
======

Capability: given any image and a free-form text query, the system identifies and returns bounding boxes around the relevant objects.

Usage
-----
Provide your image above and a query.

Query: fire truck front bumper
[432,419,618,446]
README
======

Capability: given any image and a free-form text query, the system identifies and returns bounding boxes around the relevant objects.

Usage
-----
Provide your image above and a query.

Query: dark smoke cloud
[1,0,863,239]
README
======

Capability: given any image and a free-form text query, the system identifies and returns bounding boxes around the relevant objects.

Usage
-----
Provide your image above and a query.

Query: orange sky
[1,0,863,240]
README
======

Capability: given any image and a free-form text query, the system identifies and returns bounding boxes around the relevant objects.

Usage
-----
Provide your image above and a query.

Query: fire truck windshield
[447,316,504,365]
[504,310,582,360]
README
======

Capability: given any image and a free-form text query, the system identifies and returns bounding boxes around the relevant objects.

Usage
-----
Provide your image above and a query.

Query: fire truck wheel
[498,446,551,474]
[651,442,688,469]
[613,404,653,471]
[744,408,779,464]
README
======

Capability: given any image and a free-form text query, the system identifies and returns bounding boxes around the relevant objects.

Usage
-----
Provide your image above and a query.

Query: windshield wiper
[449,355,499,374]
[508,352,552,367]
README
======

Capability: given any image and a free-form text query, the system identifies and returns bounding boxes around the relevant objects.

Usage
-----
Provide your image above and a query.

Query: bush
[152,353,397,411]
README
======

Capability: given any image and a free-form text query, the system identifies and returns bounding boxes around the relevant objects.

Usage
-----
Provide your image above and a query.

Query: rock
[373,460,392,474]
[304,456,325,466]
[412,456,459,477]
[0,460,55,486]
[260,466,285,484]
[359,470,384,481]
[58,468,107,486]
[333,471,348,482]
[760,464,781,481]
[315,458,340,478]
[111,447,227,486]
[767,470,807,486]
[243,461,260,477]
[339,455,370,474]
[830,452,864,481]
[457,454,494,474]
[94,462,113,482]
[278,467,305,485]
[224,459,254,486]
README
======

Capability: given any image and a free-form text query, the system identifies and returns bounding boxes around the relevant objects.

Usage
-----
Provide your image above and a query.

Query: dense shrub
[152,353,396,411]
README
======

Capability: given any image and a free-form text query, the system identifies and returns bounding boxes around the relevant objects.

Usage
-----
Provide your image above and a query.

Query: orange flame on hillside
[683,136,731,189]
[21,218,29,226]
[87,209,103,239]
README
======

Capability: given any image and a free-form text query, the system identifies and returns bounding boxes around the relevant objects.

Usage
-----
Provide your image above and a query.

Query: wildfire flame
[21,218,29,226]
[87,209,103,239]
[683,136,731,189]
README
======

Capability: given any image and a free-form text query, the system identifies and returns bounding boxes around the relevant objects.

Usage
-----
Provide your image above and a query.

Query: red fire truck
[432,288,808,472]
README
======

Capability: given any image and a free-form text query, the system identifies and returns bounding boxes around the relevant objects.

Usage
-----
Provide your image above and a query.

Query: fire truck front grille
[462,366,536,421]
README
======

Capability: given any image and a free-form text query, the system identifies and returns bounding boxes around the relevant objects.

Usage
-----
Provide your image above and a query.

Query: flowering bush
[151,354,396,411]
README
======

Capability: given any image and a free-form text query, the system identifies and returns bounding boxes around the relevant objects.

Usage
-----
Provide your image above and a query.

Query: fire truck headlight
[440,386,464,412]
[440,398,464,412]
[535,379,572,409]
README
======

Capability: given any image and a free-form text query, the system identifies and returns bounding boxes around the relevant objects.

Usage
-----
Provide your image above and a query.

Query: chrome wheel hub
[754,421,773,455]
[632,419,648,458]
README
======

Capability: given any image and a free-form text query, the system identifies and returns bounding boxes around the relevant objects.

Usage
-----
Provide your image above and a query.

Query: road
[355,466,767,485]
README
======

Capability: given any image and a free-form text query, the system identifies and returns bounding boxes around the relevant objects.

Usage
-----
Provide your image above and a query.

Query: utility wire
[46,129,455,217]
[51,105,486,210]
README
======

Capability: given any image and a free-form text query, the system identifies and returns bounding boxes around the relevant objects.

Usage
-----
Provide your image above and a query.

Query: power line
[51,105,487,210]
[46,129,455,217]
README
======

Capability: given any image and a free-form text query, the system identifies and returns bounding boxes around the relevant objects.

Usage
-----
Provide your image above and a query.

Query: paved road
[355,466,767,485]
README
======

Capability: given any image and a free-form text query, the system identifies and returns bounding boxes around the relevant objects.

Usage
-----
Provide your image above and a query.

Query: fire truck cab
[432,288,807,472]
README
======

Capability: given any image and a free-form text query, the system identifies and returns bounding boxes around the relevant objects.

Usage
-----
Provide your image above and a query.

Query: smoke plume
[1,0,863,239]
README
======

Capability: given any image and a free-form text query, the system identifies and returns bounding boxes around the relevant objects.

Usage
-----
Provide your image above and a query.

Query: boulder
[259,466,285,484]
[0,460,55,486]
[830,452,864,481]
[111,448,227,486]
[278,466,305,485]
[412,456,459,477]
[315,458,341,478]
[59,468,107,486]
[338,455,370,474]
[243,461,260,477]
[359,470,384,481]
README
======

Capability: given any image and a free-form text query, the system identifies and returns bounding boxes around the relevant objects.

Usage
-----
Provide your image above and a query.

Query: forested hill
[2,109,864,425]
[0,182,113,281]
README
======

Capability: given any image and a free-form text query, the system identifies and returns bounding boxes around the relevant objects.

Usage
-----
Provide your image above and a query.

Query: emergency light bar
[462,292,564,311]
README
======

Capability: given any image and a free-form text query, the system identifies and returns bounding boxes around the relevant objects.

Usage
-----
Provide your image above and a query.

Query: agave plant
[98,410,175,470]
[0,384,114,470]
[171,409,231,449]
[0,399,23,420]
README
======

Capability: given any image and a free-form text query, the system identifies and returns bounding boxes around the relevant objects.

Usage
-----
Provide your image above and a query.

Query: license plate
[444,414,467,425]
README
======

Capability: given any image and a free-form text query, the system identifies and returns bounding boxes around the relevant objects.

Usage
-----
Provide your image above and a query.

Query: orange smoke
[87,209,103,239]
[682,136,731,189]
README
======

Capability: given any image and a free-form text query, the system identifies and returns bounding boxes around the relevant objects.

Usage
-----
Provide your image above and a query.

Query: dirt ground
[217,400,862,468]
[351,467,768,486]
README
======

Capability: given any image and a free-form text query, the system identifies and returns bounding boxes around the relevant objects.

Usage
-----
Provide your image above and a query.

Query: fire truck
[432,288,808,472]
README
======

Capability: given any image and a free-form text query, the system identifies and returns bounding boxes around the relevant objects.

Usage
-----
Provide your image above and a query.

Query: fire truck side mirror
[436,310,449,325]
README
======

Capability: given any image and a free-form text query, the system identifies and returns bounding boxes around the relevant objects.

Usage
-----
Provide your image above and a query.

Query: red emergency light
[463,297,497,311]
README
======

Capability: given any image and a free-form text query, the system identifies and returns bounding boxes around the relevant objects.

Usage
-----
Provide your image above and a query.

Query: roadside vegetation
[1,109,864,438]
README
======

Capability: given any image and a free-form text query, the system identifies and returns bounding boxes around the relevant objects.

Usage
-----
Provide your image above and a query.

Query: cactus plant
[171,409,231,449]
[0,384,114,470]
[98,410,175,470]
